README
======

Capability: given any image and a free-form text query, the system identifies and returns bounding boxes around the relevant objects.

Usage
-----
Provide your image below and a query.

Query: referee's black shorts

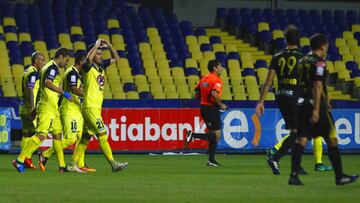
[298,103,335,140]
[276,95,298,130]
[200,105,221,131]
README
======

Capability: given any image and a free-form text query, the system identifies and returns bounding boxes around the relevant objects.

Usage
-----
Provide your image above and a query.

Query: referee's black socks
[291,143,304,175]
[328,146,343,179]
[192,132,212,141]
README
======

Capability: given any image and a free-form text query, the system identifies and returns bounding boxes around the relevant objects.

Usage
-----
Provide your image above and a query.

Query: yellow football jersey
[36,60,62,113]
[60,66,82,116]
[19,65,39,115]
[82,59,110,109]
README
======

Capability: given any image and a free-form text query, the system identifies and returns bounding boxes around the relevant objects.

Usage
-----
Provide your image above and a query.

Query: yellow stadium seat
[157,60,170,69]
[233,85,246,100]
[150,36,162,44]
[241,52,253,62]
[198,36,210,44]
[150,83,163,92]
[171,67,185,77]
[265,92,275,101]
[19,33,31,42]
[107,19,120,28]
[137,83,150,92]
[185,58,198,68]
[176,83,190,93]
[339,46,350,55]
[272,30,284,40]
[111,34,124,44]
[142,52,155,61]
[258,22,270,32]
[113,91,126,99]
[342,53,354,62]
[98,34,110,43]
[335,38,346,48]
[174,77,187,85]
[326,61,336,73]
[300,37,310,47]
[154,51,167,61]
[151,43,164,52]
[343,31,354,40]
[0,25,3,34]
[188,44,200,53]
[3,17,16,26]
[121,75,134,83]
[186,35,198,45]
[114,43,125,51]
[159,69,172,78]
[191,51,203,62]
[350,46,360,55]
[257,68,268,85]
[126,91,139,99]
[49,49,57,58]
[161,78,174,86]
[5,33,18,42]
[334,61,346,71]
[74,41,86,51]
[118,58,131,69]
[347,38,358,47]
[179,92,192,99]
[164,84,176,93]
[352,24,360,32]
[147,27,159,37]
[70,26,83,35]
[338,69,351,80]
[153,91,166,99]
[225,44,237,53]
[203,51,215,60]
[24,56,31,66]
[166,92,179,99]
[213,44,225,52]
[139,42,152,53]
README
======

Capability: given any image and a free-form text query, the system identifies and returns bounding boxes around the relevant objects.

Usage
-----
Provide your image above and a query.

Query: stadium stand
[0,0,359,100]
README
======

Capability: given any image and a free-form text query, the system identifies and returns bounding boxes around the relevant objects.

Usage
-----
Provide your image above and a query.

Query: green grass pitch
[0,154,359,202]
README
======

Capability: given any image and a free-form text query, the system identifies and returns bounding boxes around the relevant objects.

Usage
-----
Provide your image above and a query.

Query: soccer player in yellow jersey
[37,52,94,172]
[67,39,128,172]
[19,52,45,169]
[12,48,73,173]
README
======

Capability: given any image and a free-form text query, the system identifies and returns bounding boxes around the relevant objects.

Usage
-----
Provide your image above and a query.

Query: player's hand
[310,110,320,124]
[95,39,102,46]
[255,102,264,117]
[220,103,227,110]
[28,109,36,121]
[327,101,332,111]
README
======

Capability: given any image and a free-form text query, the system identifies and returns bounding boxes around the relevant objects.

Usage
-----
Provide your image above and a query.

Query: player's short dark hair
[74,51,87,64]
[31,51,43,63]
[207,59,222,72]
[54,47,70,58]
[284,25,300,46]
[310,33,328,51]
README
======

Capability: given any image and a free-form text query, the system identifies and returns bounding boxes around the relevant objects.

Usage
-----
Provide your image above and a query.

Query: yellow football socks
[42,138,76,158]
[313,137,323,164]
[20,137,31,150]
[98,135,114,162]
[274,135,289,151]
[18,135,42,162]
[53,139,66,168]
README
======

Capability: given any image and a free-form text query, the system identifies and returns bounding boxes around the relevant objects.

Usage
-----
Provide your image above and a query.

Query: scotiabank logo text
[104,115,206,141]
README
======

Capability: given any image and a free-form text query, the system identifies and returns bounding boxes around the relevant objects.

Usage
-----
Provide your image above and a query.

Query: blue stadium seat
[139,92,153,99]
[242,68,255,76]
[117,50,127,58]
[259,30,272,42]
[216,7,227,20]
[275,38,286,50]
[209,36,221,44]
[228,52,240,60]
[185,67,199,76]
[123,83,137,92]
[302,45,311,55]
[20,42,35,56]
[171,59,184,68]
[195,28,206,36]
[255,60,267,69]
[215,51,228,62]
[200,44,213,52]
[346,61,359,71]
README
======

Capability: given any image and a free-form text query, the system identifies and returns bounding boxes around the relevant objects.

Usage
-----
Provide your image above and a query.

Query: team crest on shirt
[97,75,105,87]
[315,61,326,76]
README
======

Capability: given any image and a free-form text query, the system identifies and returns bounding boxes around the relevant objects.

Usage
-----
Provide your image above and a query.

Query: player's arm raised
[85,39,102,67]
[102,39,119,65]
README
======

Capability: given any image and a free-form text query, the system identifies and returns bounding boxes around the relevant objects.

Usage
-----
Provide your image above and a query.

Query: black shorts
[200,105,221,131]
[276,95,298,130]
[298,103,334,140]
